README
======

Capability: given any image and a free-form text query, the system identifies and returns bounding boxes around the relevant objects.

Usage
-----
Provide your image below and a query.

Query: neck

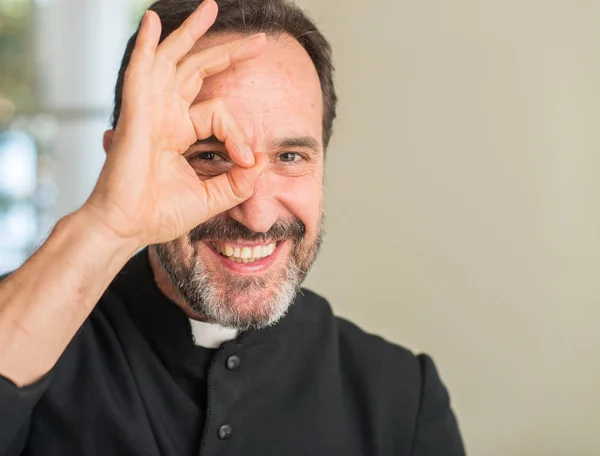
[147,246,208,322]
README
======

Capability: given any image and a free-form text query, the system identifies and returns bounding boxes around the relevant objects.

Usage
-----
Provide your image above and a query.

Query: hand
[82,0,268,247]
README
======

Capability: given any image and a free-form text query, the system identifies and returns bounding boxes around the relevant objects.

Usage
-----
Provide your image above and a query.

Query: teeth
[212,241,278,261]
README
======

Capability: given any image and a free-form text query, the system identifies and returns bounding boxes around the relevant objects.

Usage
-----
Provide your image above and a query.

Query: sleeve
[0,272,52,454]
[409,354,466,456]
[0,372,53,455]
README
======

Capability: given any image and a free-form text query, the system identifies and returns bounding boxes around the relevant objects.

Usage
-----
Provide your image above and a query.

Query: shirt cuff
[0,371,53,450]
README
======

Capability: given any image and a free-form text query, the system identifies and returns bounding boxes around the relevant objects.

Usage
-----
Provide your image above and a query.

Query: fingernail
[243,146,255,166]
[249,32,266,41]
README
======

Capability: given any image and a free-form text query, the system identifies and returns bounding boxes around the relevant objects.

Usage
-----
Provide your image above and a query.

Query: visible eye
[187,151,231,178]
[194,152,225,161]
[278,152,303,163]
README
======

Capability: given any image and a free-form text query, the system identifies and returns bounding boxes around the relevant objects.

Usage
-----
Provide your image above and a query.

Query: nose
[227,174,279,233]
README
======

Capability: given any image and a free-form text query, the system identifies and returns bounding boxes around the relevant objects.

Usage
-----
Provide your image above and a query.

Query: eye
[187,151,231,177]
[278,152,303,163]
[195,152,224,161]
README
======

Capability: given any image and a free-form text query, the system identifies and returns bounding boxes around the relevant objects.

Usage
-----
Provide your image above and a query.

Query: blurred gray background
[1,1,599,455]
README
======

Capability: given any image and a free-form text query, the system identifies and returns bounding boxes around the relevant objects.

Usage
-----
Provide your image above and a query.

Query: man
[0,0,465,454]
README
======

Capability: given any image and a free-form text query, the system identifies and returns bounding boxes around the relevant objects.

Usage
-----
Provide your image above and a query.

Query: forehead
[191,33,323,148]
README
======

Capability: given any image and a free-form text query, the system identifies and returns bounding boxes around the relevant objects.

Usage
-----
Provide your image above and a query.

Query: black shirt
[0,249,465,456]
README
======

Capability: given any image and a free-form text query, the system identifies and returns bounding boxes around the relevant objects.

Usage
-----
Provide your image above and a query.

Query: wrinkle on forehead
[194,37,319,98]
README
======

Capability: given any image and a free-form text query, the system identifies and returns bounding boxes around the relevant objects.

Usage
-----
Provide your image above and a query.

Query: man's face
[153,33,325,329]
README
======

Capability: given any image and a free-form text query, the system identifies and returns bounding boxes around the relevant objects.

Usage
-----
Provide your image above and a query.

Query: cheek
[176,235,196,259]
[273,171,323,235]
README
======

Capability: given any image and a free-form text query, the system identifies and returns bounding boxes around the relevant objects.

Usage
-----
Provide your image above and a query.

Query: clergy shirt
[0,249,465,456]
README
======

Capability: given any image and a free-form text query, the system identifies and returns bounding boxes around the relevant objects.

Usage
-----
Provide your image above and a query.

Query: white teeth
[212,241,278,261]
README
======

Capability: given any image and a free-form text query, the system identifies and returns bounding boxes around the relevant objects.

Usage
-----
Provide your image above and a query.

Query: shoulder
[299,289,458,408]
[299,288,418,362]
[336,314,419,370]
[298,288,425,392]
[297,290,465,450]
[300,289,465,452]
[334,313,426,412]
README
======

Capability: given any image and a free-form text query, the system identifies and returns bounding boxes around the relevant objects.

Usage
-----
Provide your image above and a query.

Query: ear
[103,130,115,154]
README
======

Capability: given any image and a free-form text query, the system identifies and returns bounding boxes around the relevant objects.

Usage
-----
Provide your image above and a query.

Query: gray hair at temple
[111,0,337,150]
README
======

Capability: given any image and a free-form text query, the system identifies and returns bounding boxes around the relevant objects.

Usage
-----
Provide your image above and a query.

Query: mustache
[189,216,306,243]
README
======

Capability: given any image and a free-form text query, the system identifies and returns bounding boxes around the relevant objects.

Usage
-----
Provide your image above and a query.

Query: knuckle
[183,27,197,47]
[157,52,175,67]
[194,63,208,80]
[210,97,225,111]
[186,55,208,80]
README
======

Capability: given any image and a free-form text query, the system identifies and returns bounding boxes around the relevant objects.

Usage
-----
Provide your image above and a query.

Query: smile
[209,241,278,264]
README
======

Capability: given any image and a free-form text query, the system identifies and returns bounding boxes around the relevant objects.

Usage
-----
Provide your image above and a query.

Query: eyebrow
[271,136,321,153]
[191,135,321,153]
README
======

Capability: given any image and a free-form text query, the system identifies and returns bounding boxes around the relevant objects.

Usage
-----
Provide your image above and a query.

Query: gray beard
[153,217,323,330]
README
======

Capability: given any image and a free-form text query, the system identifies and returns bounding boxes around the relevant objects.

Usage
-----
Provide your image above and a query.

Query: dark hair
[111,0,337,149]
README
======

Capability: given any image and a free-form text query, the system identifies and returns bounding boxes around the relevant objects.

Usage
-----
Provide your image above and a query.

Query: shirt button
[218,424,233,440]
[226,355,241,370]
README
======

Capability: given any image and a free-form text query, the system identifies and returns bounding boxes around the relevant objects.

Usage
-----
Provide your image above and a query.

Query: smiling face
[152,33,325,329]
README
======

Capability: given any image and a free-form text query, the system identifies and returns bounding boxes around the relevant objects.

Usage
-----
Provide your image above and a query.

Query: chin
[185,262,301,330]
[192,277,297,329]
[163,240,302,330]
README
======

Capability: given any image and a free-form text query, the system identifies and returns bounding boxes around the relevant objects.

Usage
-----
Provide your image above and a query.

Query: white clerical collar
[189,318,238,349]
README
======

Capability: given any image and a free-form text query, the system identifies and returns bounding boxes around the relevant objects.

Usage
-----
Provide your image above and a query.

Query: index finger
[189,98,256,167]
[199,153,270,220]
[155,0,218,66]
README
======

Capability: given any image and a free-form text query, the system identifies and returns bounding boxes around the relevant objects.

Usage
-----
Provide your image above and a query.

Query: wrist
[67,206,143,257]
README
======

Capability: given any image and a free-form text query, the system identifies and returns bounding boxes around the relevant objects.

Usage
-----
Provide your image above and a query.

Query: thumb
[200,152,269,219]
